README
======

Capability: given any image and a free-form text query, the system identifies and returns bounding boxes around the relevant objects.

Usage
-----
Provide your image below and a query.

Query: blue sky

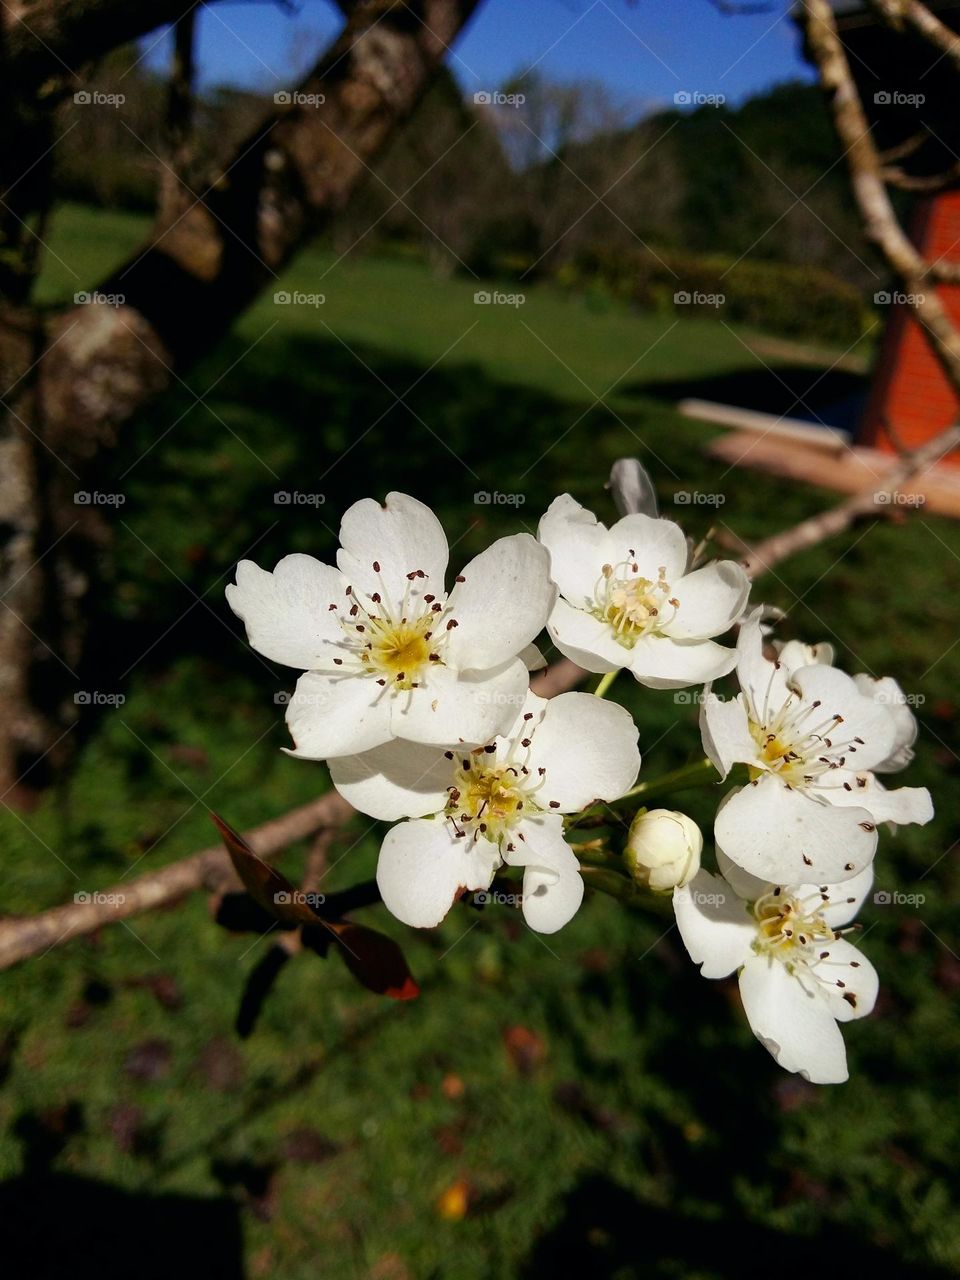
[143,0,812,113]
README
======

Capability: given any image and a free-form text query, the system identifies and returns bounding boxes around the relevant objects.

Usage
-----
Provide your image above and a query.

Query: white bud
[625,808,702,892]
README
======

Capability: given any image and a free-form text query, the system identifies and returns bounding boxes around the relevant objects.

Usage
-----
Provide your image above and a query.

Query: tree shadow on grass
[520,1172,951,1280]
[0,1109,244,1280]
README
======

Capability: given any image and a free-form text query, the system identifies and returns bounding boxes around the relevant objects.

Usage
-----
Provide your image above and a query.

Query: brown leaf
[304,920,419,1000]
[210,812,318,926]
[124,1038,173,1082]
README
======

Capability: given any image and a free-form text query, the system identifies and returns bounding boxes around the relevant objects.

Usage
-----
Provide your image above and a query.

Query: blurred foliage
[1,207,958,1279]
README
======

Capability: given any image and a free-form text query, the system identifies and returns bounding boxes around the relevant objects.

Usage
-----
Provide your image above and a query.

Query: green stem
[592,670,619,699]
[571,757,718,826]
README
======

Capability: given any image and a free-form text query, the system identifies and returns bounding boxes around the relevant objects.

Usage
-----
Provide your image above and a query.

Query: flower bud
[625,808,702,892]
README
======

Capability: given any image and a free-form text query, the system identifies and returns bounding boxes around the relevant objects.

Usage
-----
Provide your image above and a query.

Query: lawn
[2,202,958,1279]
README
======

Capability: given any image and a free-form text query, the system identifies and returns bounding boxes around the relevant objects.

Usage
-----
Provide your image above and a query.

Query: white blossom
[328,691,641,934]
[537,495,749,689]
[226,492,556,759]
[701,610,933,884]
[674,850,878,1084]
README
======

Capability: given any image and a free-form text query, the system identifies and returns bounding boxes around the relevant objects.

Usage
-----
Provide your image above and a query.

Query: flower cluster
[229,485,933,1082]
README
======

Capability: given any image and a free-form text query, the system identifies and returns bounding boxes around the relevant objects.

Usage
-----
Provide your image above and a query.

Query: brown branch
[0,652,586,970]
[740,421,960,578]
[901,0,960,72]
[802,0,960,392]
[0,790,353,972]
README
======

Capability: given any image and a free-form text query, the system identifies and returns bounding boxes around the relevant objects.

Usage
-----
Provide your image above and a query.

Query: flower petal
[808,938,879,1023]
[714,778,877,885]
[526,692,640,811]
[738,953,849,1083]
[789,664,896,773]
[505,815,584,934]
[815,863,875,929]
[376,818,498,928]
[607,512,689,583]
[329,739,451,820]
[700,691,756,778]
[626,635,738,689]
[853,674,918,773]
[226,554,346,670]
[734,608,792,716]
[660,561,750,641]
[546,598,628,673]
[284,671,392,759]
[444,534,556,672]
[336,492,448,602]
[538,494,614,606]
[672,869,754,978]
[818,771,933,827]
[715,845,773,903]
[390,659,527,746]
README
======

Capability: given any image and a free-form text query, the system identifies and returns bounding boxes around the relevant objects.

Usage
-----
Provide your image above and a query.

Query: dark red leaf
[210,812,318,926]
[305,920,419,1000]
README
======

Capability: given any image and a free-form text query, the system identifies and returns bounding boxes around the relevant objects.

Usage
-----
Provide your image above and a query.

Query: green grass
[2,202,959,1279]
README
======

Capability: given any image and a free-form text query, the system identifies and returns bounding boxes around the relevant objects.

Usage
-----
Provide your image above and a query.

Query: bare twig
[803,0,960,390]
[0,790,352,971]
[740,421,960,578]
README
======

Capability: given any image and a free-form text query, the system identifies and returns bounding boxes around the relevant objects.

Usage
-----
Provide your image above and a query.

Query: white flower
[625,808,702,891]
[853,674,918,773]
[537,495,750,689]
[328,691,641,934]
[701,610,933,885]
[226,492,556,758]
[674,850,879,1084]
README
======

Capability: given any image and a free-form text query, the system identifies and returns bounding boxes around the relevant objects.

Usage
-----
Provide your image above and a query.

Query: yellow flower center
[446,756,536,844]
[752,889,836,964]
[592,556,678,649]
